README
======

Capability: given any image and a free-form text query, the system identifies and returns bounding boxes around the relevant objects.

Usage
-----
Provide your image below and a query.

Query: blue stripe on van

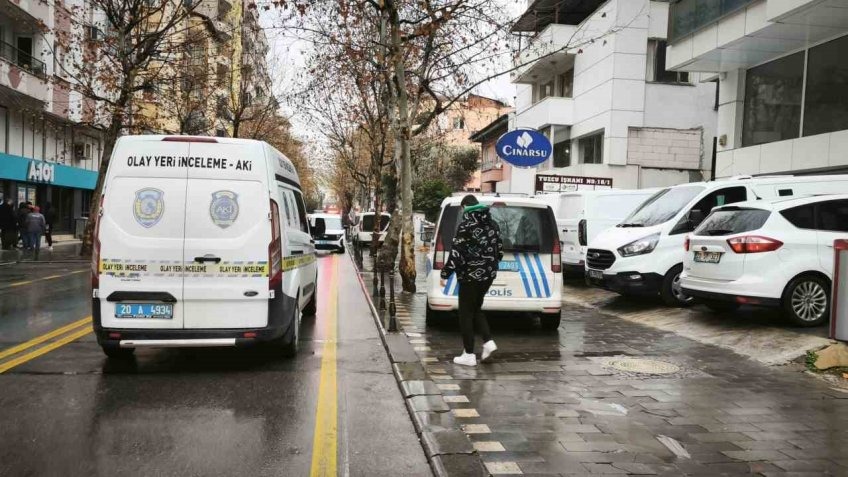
[514,254,533,298]
[523,253,542,298]
[443,273,454,295]
[533,253,551,298]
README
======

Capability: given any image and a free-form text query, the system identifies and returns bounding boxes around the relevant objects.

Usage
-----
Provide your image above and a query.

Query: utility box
[831,239,848,341]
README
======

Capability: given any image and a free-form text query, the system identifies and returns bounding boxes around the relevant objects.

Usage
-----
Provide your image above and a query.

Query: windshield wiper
[618,223,645,228]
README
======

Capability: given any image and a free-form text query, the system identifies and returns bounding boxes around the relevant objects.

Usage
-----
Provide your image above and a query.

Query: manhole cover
[605,358,680,375]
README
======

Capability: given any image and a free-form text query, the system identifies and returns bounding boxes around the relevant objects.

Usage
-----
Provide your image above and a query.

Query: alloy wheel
[671,272,694,304]
[791,281,828,322]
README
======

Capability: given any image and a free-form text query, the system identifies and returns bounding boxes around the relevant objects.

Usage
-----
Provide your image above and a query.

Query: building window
[803,35,848,138]
[580,133,603,164]
[646,40,689,83]
[557,70,574,98]
[742,51,804,147]
[553,140,571,168]
[453,117,465,130]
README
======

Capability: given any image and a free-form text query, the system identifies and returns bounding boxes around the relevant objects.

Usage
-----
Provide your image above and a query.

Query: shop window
[580,133,603,164]
[646,40,689,83]
[803,35,848,137]
[553,140,571,168]
[742,51,804,147]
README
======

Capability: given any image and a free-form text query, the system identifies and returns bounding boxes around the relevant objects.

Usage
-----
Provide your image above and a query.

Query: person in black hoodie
[0,198,16,250]
[440,195,503,366]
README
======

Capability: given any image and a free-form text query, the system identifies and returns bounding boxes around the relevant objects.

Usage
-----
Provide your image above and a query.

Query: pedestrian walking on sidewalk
[24,206,46,258]
[17,202,31,249]
[43,203,55,251]
[0,198,16,250]
[440,195,503,367]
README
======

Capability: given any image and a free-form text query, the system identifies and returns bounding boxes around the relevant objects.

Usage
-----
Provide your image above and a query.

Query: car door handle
[194,255,222,264]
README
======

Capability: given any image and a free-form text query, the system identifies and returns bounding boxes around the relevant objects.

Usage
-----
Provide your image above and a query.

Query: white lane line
[452,409,479,418]
[473,441,505,452]
[443,395,469,403]
[461,424,490,434]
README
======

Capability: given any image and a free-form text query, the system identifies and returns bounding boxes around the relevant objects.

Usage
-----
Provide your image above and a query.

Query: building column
[715,69,746,177]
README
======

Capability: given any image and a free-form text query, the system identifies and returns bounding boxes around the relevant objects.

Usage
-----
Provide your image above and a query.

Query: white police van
[425,195,563,330]
[91,135,318,359]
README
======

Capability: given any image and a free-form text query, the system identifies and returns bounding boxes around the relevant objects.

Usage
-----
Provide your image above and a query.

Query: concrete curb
[349,252,488,477]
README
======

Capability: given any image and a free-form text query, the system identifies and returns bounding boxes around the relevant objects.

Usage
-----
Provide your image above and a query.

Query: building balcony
[0,0,49,29]
[513,23,576,84]
[0,40,46,78]
[0,42,48,106]
[513,96,573,130]
[481,165,504,184]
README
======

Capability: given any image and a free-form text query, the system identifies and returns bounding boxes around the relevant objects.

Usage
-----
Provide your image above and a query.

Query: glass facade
[668,0,757,43]
[803,35,848,137]
[742,52,804,147]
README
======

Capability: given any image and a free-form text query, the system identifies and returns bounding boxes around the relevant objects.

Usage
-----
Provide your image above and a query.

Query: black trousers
[458,279,493,354]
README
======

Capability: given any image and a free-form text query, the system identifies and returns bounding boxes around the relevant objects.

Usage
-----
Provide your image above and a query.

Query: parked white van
[538,189,656,278]
[586,175,848,307]
[309,213,345,253]
[92,136,318,359]
[353,211,391,247]
[425,195,563,330]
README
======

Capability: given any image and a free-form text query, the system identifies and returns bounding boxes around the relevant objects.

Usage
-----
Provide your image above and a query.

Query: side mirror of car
[688,209,706,229]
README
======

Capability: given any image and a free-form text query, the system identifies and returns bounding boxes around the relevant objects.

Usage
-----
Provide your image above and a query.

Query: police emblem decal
[133,188,165,228]
[210,190,239,229]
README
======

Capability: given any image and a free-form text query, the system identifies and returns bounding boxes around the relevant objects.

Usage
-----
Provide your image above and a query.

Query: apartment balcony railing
[0,40,46,78]
[668,0,757,44]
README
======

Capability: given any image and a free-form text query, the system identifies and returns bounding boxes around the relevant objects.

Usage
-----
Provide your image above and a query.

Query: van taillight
[551,231,562,273]
[433,236,446,270]
[269,200,282,289]
[578,219,587,246]
[91,195,104,289]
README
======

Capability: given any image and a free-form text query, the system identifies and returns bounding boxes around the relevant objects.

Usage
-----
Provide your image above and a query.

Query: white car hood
[591,223,665,251]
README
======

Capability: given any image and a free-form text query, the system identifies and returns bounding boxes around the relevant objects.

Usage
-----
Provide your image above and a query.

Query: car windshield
[437,205,556,253]
[311,216,342,230]
[694,208,771,236]
[361,214,390,231]
[621,186,705,227]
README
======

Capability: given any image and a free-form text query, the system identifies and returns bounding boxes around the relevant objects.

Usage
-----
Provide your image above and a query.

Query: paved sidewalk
[0,240,84,264]
[362,254,848,476]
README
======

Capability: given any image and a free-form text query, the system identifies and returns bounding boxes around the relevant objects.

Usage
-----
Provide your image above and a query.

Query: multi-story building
[502,0,717,194]
[0,0,103,234]
[666,0,848,177]
[469,113,510,192]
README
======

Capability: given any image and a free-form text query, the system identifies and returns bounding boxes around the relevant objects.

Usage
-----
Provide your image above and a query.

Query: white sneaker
[48,246,54,251]
[453,352,477,367]
[481,340,497,362]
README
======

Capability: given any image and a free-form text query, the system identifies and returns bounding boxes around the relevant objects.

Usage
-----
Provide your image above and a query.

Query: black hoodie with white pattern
[440,205,504,283]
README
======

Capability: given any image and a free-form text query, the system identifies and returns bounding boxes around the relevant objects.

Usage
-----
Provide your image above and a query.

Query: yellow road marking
[2,269,87,289]
[0,316,92,361]
[0,326,91,374]
[310,255,339,477]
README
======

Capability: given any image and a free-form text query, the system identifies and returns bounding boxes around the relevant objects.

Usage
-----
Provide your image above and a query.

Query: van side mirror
[688,209,706,229]
[312,218,326,237]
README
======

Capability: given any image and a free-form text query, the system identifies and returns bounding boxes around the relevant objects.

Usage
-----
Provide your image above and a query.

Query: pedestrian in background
[440,195,503,367]
[0,198,16,250]
[17,202,31,249]
[24,206,46,257]
[43,202,55,251]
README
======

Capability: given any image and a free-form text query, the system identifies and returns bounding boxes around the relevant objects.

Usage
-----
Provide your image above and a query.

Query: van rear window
[436,205,556,252]
[362,214,390,231]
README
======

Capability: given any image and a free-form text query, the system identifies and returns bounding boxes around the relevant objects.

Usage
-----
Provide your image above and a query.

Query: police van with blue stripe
[426,195,563,330]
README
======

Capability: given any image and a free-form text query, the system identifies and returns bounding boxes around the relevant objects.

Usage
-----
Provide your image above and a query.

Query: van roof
[716,193,848,212]
[662,174,848,191]
[112,135,301,187]
[440,195,549,209]
[311,213,342,218]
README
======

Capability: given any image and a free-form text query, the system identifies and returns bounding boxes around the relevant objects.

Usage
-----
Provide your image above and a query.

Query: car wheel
[338,246,345,254]
[280,297,300,357]
[702,300,740,313]
[102,346,135,360]
[660,264,694,307]
[302,286,317,316]
[540,313,561,331]
[782,275,830,327]
[425,304,445,327]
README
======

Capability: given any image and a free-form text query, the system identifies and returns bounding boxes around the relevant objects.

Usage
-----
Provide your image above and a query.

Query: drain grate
[604,358,680,375]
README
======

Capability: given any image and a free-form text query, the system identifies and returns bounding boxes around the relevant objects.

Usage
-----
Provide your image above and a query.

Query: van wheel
[540,313,561,331]
[660,264,694,307]
[280,298,300,357]
[102,346,135,360]
[702,300,740,313]
[782,274,830,327]
[338,246,345,254]
[302,284,317,317]
[425,305,445,327]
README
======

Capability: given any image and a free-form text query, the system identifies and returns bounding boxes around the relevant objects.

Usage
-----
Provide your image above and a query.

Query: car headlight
[618,233,660,257]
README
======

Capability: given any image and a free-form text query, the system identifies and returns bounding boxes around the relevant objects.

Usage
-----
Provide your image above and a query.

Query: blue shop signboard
[0,152,97,190]
[495,129,552,168]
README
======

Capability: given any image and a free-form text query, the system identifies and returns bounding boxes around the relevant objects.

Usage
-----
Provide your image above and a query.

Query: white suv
[680,195,848,326]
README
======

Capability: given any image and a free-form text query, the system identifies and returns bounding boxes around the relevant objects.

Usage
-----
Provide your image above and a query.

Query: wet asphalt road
[0,254,431,476]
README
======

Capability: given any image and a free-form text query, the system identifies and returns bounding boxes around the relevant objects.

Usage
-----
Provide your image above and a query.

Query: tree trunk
[370,169,383,258]
[79,116,123,256]
[388,1,416,292]
[377,208,401,273]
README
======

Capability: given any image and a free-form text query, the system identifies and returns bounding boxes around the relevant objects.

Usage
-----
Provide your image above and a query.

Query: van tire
[540,313,561,331]
[782,274,830,327]
[425,305,445,327]
[102,346,135,360]
[660,264,694,308]
[302,284,317,317]
[280,298,300,357]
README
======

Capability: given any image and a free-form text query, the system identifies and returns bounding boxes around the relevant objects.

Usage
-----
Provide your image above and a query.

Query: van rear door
[558,195,584,266]
[182,141,271,329]
[98,139,189,330]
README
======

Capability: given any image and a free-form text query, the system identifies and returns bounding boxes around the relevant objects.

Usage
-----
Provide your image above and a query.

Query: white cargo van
[92,135,318,359]
[353,211,391,247]
[425,195,563,330]
[586,175,848,307]
[538,189,656,278]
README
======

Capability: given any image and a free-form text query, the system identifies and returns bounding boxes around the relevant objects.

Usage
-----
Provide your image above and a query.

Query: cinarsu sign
[495,129,552,168]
